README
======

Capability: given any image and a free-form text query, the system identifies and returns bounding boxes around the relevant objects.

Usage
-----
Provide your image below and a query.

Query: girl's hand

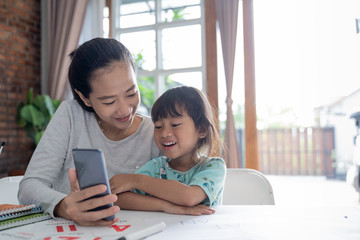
[54,169,120,226]
[109,174,136,194]
[163,203,215,216]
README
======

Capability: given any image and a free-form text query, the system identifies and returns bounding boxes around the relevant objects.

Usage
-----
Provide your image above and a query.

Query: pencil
[0,141,6,155]
[116,221,166,240]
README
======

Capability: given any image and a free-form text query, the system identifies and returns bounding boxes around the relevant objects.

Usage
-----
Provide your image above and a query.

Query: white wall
[324,90,360,175]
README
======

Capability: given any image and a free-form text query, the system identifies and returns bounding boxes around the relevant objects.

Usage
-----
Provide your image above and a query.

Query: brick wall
[0,0,41,177]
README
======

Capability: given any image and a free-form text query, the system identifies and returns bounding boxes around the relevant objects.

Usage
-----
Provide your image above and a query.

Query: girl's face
[78,61,140,132]
[153,108,206,164]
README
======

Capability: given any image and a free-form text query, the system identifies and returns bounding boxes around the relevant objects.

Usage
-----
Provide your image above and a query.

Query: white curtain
[215,0,240,168]
[45,0,89,100]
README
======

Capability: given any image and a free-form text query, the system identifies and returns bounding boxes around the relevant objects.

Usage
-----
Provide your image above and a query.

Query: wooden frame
[205,0,259,169]
[243,0,258,170]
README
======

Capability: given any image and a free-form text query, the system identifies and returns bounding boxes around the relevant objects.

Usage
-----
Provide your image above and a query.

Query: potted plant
[16,88,61,145]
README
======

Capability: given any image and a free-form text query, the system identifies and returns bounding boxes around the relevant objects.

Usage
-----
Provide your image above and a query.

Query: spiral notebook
[0,204,51,231]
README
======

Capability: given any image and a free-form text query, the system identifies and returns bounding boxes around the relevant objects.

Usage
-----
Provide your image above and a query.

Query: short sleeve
[135,156,167,178]
[188,158,226,206]
[135,159,157,177]
[134,157,166,195]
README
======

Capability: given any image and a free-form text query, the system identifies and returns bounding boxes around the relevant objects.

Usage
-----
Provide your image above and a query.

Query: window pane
[137,75,155,116]
[162,25,202,69]
[117,0,155,28]
[165,72,203,91]
[119,31,156,71]
[161,0,201,22]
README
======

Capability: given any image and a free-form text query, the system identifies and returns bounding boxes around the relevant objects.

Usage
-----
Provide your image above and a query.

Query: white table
[1,176,359,239]
[120,205,360,240]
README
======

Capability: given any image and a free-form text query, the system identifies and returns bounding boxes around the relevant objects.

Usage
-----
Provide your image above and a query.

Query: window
[252,0,359,177]
[112,0,206,115]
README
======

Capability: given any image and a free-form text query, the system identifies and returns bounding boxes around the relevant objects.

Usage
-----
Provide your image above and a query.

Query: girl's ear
[75,89,92,107]
[198,128,208,139]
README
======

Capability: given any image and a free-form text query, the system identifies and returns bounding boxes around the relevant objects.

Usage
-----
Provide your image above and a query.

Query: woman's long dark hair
[68,38,135,112]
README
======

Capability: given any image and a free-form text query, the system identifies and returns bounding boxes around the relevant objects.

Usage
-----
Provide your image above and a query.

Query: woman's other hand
[109,174,136,194]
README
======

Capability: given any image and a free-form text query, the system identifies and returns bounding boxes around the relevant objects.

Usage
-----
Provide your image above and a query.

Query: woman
[18,38,161,226]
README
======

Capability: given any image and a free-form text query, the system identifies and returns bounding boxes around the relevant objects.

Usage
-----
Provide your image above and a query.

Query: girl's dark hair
[68,38,135,112]
[151,86,221,160]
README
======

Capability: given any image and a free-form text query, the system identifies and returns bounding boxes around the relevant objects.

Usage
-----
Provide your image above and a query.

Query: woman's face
[81,61,140,131]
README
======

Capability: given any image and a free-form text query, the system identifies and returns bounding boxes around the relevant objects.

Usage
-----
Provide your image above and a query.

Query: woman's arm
[18,102,72,216]
[110,174,206,206]
[115,191,214,216]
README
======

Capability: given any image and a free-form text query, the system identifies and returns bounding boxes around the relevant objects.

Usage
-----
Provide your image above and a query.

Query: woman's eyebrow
[97,95,116,101]
[125,84,136,93]
[97,85,136,100]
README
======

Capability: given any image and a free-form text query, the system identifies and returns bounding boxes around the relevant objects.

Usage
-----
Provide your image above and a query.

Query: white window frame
[111,0,207,98]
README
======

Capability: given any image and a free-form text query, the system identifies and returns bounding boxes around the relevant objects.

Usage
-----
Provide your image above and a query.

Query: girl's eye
[103,100,115,105]
[172,123,181,127]
[154,125,162,129]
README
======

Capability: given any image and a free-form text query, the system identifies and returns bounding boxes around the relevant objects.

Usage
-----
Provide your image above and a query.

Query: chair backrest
[0,176,23,204]
[222,168,275,205]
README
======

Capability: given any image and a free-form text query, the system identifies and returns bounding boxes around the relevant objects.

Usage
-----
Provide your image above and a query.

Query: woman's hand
[54,169,120,226]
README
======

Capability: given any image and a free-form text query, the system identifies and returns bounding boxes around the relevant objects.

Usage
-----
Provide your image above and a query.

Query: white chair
[0,175,23,204]
[222,168,275,205]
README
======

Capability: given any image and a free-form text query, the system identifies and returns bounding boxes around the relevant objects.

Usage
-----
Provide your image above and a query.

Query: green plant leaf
[20,105,46,127]
[52,99,61,110]
[33,95,48,116]
[43,95,55,116]
[25,125,37,141]
[16,88,62,146]
[35,131,44,145]
[16,102,26,127]
[172,8,186,20]
[26,88,34,105]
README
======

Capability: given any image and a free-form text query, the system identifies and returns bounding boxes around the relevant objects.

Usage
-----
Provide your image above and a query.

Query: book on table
[0,203,51,230]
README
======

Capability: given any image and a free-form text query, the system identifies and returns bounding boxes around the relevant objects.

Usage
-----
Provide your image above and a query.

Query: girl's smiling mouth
[163,141,176,149]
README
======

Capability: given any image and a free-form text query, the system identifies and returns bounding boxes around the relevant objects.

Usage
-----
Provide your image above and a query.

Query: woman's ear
[74,89,91,107]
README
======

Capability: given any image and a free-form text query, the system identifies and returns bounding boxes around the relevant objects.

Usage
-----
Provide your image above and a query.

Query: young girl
[110,86,226,215]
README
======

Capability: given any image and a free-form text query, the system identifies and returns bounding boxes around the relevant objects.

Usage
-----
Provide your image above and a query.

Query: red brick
[0,23,16,34]
[15,1,33,13]
[9,7,28,18]
[0,31,8,39]
[1,0,40,175]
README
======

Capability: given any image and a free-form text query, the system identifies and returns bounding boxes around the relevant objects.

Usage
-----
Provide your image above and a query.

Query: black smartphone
[72,148,115,221]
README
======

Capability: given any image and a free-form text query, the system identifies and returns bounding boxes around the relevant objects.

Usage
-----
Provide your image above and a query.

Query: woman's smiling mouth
[116,113,131,122]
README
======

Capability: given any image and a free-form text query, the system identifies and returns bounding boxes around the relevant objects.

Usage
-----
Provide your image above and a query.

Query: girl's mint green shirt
[135,156,227,206]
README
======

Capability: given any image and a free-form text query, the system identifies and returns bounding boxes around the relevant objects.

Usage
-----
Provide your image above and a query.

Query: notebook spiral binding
[0,206,43,221]
[0,204,52,231]
[0,212,51,231]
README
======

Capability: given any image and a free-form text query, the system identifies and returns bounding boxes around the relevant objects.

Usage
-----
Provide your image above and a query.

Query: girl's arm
[110,174,206,206]
[115,191,215,216]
